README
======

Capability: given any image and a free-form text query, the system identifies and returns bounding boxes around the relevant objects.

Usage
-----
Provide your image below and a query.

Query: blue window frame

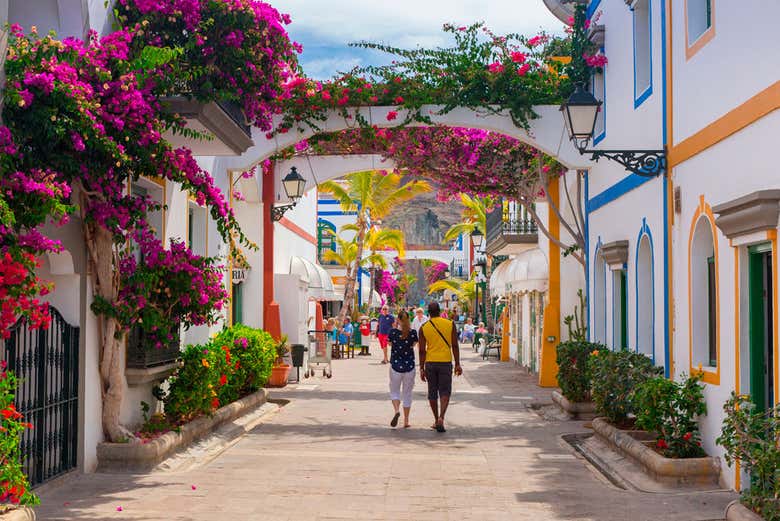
[632,0,653,108]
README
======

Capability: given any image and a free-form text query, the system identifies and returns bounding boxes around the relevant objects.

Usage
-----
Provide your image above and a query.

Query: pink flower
[394,96,404,104]
[510,52,526,64]
[488,62,504,74]
[386,111,398,121]
[517,63,531,76]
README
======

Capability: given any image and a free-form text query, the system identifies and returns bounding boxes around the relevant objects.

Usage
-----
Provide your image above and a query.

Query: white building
[543,0,780,490]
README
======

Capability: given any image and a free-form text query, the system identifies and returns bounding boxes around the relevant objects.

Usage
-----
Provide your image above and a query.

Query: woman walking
[387,310,417,428]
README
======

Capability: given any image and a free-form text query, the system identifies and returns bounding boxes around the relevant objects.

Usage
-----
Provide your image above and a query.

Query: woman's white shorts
[388,367,415,408]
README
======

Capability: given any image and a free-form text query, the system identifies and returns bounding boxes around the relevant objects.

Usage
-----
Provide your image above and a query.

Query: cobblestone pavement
[37,344,736,520]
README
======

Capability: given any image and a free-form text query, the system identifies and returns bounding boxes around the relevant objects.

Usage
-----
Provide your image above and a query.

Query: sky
[281,0,566,79]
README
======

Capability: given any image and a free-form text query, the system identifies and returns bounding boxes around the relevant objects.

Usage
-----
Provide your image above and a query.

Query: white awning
[490,248,549,297]
[289,257,341,301]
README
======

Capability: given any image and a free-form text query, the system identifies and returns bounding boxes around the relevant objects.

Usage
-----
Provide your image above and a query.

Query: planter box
[592,417,720,486]
[97,388,268,472]
[726,501,766,521]
[0,507,35,520]
[551,390,596,420]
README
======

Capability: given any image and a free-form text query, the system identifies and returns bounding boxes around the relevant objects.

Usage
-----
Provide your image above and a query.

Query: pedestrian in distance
[411,307,428,335]
[377,305,394,364]
[387,310,417,428]
[418,301,462,433]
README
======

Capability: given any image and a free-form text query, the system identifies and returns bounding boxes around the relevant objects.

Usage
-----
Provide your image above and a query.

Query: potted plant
[267,335,291,387]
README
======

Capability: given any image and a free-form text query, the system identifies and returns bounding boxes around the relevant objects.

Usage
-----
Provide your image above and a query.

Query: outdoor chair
[482,334,502,361]
[472,332,484,352]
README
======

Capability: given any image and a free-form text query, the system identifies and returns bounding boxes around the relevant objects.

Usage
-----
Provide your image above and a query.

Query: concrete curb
[725,500,765,521]
[551,390,596,420]
[592,417,720,485]
[0,507,36,520]
[97,389,269,472]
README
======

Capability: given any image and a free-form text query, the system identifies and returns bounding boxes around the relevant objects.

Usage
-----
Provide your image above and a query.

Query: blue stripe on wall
[661,0,670,378]
[587,0,603,19]
[586,174,655,214]
[318,211,358,216]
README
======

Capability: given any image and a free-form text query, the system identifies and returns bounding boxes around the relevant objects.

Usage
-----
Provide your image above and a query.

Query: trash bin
[291,344,306,367]
[291,344,306,382]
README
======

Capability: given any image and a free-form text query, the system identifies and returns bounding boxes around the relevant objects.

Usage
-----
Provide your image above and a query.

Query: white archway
[217,105,589,193]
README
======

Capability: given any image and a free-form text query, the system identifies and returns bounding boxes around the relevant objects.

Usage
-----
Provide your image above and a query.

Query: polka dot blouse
[388,328,417,373]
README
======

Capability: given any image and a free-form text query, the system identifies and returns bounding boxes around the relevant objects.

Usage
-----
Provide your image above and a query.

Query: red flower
[1,405,22,420]
[656,439,668,449]
[394,96,404,104]
[683,432,693,441]
[219,374,227,386]
[211,397,220,409]
[386,111,398,121]
[510,51,526,64]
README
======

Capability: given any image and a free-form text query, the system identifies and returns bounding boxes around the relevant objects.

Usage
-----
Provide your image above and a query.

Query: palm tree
[442,194,494,243]
[319,170,430,321]
[428,276,477,312]
[363,226,405,310]
[322,235,358,283]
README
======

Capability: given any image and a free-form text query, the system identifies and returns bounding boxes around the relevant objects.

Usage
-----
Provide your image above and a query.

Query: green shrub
[632,373,707,458]
[588,349,662,426]
[717,393,780,521]
[163,325,276,423]
[163,343,218,422]
[555,340,605,402]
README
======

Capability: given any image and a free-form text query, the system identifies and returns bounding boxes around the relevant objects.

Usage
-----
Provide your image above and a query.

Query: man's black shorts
[425,362,453,400]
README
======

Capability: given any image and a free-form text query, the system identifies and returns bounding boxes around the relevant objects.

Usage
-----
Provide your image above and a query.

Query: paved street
[37,345,735,520]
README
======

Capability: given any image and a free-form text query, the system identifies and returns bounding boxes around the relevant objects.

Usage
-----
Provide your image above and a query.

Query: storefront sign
[232,268,248,284]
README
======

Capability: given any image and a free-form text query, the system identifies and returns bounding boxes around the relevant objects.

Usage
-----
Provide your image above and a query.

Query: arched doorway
[636,231,654,358]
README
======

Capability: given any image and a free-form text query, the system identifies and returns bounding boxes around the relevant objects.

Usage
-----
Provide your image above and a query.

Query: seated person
[475,321,488,335]
[339,320,353,345]
[460,318,476,342]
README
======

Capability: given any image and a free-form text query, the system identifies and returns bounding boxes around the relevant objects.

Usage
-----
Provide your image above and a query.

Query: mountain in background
[382,190,461,249]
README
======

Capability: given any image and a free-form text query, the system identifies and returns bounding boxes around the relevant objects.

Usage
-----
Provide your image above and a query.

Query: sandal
[390,412,400,427]
[435,422,446,433]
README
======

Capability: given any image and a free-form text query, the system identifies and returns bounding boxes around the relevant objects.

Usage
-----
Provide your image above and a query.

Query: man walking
[377,305,394,364]
[418,302,461,432]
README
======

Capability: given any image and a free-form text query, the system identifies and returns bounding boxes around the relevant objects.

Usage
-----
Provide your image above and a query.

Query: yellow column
[501,308,510,361]
[539,177,561,387]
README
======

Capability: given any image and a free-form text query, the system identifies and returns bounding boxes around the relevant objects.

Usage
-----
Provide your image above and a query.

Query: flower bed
[0,366,37,511]
[592,418,720,486]
[97,388,268,472]
[551,390,596,420]
[554,340,604,419]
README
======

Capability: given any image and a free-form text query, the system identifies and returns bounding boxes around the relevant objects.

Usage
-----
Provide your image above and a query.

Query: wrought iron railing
[449,258,468,279]
[486,201,538,245]
[126,326,181,369]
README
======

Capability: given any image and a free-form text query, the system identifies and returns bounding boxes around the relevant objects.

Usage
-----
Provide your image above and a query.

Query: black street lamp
[471,228,484,250]
[561,83,666,177]
[475,258,488,325]
[271,166,307,221]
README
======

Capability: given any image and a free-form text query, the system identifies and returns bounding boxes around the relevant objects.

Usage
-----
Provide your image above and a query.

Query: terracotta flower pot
[268,364,291,388]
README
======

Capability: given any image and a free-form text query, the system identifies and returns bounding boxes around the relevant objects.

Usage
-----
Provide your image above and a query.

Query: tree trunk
[339,215,367,323]
[366,264,375,310]
[81,193,132,442]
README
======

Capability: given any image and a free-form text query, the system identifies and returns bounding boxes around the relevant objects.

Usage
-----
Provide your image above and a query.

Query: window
[687,0,712,43]
[636,234,654,358]
[613,269,628,349]
[633,0,652,107]
[690,213,718,372]
[187,201,207,256]
[593,250,607,343]
[591,69,606,144]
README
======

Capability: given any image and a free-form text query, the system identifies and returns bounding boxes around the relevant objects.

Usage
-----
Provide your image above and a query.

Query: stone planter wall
[725,501,766,521]
[0,507,35,521]
[551,390,596,420]
[592,417,720,486]
[97,388,269,472]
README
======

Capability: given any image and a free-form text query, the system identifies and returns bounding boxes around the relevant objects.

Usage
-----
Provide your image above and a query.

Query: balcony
[485,202,538,256]
[449,258,468,279]
[161,97,253,156]
[125,325,182,386]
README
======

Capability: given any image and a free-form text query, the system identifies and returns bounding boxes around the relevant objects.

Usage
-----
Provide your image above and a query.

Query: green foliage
[555,341,605,403]
[162,325,276,423]
[588,349,662,425]
[717,393,780,520]
[632,374,707,458]
[563,289,587,342]
[0,370,38,507]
